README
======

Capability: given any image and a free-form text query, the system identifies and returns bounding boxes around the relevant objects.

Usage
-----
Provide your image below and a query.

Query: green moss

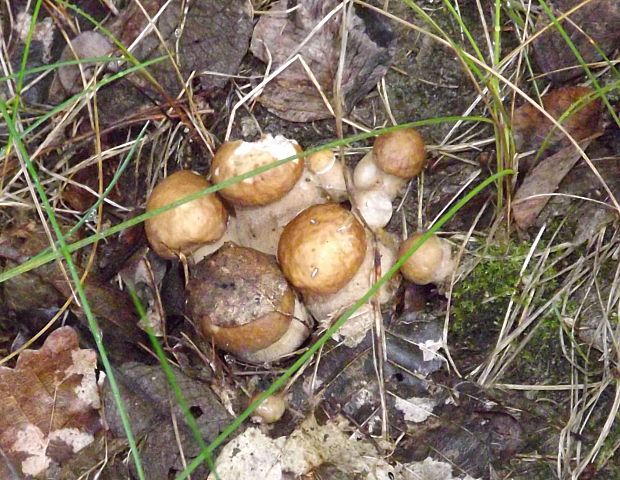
[449,240,568,377]
[451,242,532,339]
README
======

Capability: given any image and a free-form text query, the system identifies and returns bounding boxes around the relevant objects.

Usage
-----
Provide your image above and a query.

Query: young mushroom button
[399,232,455,285]
[145,170,228,260]
[277,203,367,295]
[352,128,427,230]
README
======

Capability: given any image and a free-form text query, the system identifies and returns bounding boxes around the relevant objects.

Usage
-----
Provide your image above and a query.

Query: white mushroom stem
[303,231,400,347]
[351,189,394,232]
[352,152,406,200]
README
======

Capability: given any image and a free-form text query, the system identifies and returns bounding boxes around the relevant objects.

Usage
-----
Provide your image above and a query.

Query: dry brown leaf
[250,0,395,122]
[512,139,594,229]
[0,327,102,479]
[512,86,602,158]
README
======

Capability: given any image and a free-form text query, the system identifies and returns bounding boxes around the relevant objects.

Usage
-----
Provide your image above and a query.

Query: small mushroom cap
[373,128,426,178]
[250,393,287,424]
[210,135,304,206]
[145,170,228,259]
[278,203,367,295]
[187,244,296,358]
[399,233,453,285]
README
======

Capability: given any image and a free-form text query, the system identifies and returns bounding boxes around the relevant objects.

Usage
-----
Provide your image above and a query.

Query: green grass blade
[128,289,220,480]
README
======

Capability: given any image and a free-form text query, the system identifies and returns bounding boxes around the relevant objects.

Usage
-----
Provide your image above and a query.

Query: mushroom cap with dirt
[399,232,454,285]
[145,170,228,260]
[210,134,304,206]
[186,243,311,363]
[277,203,367,295]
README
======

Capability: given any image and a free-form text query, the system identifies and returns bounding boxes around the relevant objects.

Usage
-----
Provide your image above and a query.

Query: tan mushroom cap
[145,170,228,259]
[210,135,304,206]
[187,244,297,358]
[372,128,426,178]
[399,232,450,285]
[277,203,367,295]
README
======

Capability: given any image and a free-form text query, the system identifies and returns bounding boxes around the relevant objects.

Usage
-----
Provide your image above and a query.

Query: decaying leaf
[533,0,620,84]
[511,86,603,229]
[512,86,602,157]
[208,416,396,479]
[102,362,232,479]
[96,0,253,124]
[250,0,395,122]
[0,222,145,357]
[0,327,102,478]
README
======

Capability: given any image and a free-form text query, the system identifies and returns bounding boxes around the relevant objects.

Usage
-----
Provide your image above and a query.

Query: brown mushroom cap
[145,170,228,259]
[277,203,367,295]
[187,244,296,358]
[399,233,450,285]
[210,135,304,206]
[372,128,426,178]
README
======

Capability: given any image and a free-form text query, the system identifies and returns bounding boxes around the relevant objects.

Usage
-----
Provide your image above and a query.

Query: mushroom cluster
[142,128,443,363]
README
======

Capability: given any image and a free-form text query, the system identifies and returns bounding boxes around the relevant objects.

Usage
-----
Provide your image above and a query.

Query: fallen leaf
[0,222,145,357]
[532,0,620,84]
[0,327,102,478]
[512,86,602,158]
[512,139,595,229]
[102,362,232,479]
[250,0,395,122]
[93,0,253,124]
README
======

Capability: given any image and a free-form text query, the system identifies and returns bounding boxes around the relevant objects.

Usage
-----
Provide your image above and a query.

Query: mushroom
[278,203,399,346]
[211,134,304,206]
[277,203,367,295]
[250,392,287,424]
[145,170,228,260]
[399,232,454,285]
[186,243,311,363]
[210,135,338,255]
[352,128,427,230]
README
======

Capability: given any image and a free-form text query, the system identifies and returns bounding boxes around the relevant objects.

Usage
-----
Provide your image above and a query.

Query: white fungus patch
[207,428,283,480]
[11,424,50,476]
[67,349,100,408]
[234,134,299,162]
[402,457,481,480]
[393,396,437,423]
[49,428,94,453]
[419,339,444,362]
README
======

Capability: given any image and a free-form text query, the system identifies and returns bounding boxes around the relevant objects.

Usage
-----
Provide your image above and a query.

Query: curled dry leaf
[532,0,620,84]
[0,327,101,479]
[512,86,602,158]
[250,0,395,122]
